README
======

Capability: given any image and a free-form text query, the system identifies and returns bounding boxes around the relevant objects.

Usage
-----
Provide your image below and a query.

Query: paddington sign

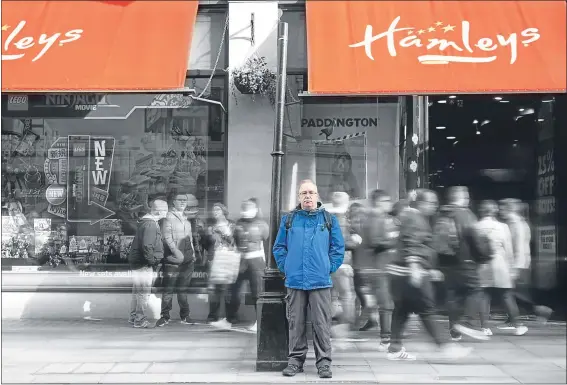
[301,117,378,128]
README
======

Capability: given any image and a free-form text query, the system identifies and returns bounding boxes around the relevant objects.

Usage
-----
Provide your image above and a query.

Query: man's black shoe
[359,320,378,331]
[155,317,169,327]
[282,364,303,377]
[318,365,332,378]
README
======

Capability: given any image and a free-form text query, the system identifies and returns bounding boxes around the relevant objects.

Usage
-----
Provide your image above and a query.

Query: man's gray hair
[298,179,317,191]
[446,186,469,203]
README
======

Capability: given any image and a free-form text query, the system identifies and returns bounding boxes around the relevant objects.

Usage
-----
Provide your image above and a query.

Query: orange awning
[1,0,199,91]
[306,1,566,95]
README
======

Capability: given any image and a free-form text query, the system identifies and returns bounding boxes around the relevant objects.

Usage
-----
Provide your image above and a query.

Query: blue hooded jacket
[273,203,345,290]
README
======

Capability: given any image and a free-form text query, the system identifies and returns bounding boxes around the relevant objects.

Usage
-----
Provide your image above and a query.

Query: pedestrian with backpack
[273,179,345,379]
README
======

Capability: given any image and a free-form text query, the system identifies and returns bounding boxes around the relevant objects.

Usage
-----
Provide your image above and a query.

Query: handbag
[208,247,241,285]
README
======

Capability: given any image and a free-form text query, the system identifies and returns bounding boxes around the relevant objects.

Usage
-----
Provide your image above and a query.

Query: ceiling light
[438,100,447,104]
[521,108,535,115]
[481,120,491,126]
[499,100,509,103]
[473,119,479,124]
[476,131,481,135]
[436,126,446,130]
[448,95,457,99]
[514,139,519,142]
[494,96,503,101]
[446,136,456,140]
[453,140,459,145]
[519,108,525,112]
[538,118,545,122]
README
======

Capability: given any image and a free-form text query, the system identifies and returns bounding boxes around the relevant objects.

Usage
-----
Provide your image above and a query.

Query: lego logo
[7,94,29,111]
[8,95,28,104]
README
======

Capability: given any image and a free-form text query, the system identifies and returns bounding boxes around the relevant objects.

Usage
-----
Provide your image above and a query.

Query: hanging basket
[234,76,255,95]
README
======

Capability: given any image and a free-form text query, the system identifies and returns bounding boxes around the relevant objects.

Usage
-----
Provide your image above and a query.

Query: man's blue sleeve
[328,215,345,273]
[273,216,288,273]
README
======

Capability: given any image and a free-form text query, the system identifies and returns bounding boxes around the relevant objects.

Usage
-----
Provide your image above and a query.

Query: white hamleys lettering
[349,16,540,64]
[1,21,83,62]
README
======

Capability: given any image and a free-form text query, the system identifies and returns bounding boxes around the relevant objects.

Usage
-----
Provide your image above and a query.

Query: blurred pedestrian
[219,198,269,332]
[476,200,527,336]
[128,199,168,328]
[386,189,471,361]
[156,192,196,327]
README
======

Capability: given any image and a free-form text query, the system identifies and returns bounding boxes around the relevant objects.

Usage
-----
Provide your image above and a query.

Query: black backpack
[285,209,332,235]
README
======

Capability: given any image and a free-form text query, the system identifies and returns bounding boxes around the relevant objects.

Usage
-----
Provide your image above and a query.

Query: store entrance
[427,93,562,307]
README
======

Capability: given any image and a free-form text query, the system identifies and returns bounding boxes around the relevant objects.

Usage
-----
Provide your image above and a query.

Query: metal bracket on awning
[189,95,226,112]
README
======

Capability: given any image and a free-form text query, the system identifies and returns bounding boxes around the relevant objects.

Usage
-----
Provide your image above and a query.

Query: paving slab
[35,362,82,374]
[108,362,152,373]
[73,362,116,374]
[431,364,509,377]
[30,373,103,383]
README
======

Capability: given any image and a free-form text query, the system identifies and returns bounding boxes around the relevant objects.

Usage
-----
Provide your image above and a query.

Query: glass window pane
[281,10,307,70]
[1,83,225,289]
[282,83,400,210]
[189,12,227,70]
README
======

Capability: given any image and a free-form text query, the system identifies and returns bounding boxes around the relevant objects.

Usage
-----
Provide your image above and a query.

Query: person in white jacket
[498,199,553,326]
[475,200,527,336]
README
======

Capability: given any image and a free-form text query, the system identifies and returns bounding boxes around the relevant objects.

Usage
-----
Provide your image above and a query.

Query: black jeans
[160,262,195,320]
[389,274,447,353]
[226,257,265,323]
[442,265,483,331]
[481,288,520,327]
[208,284,230,322]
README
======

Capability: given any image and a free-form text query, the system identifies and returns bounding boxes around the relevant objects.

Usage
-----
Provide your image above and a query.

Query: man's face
[152,201,169,220]
[455,191,470,207]
[298,182,318,211]
[172,195,188,212]
[418,194,438,216]
[373,196,393,213]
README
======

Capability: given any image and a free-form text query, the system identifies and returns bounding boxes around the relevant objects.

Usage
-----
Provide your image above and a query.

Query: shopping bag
[208,247,241,285]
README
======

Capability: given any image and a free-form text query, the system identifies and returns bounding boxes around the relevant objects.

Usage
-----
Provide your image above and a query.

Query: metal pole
[267,22,288,268]
[256,21,289,372]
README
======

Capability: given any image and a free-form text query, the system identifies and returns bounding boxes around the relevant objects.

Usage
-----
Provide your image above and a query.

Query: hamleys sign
[349,17,540,65]
[306,1,566,94]
[1,21,83,62]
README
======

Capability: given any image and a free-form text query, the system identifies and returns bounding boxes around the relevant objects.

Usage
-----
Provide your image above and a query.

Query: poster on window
[534,103,556,289]
[314,134,367,202]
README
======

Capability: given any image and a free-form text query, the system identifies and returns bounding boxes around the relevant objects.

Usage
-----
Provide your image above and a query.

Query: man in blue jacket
[273,180,345,379]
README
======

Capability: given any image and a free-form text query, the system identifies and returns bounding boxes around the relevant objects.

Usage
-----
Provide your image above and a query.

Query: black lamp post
[256,21,289,372]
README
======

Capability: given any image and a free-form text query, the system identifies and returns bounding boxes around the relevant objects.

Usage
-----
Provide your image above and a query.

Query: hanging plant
[230,56,276,106]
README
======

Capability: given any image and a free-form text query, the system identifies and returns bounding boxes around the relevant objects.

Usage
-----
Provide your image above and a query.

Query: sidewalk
[1,318,565,384]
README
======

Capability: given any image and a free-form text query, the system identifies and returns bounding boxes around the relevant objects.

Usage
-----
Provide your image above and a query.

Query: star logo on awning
[1,25,10,31]
[442,24,455,33]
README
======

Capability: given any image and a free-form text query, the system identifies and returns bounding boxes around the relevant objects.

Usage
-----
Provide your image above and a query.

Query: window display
[1,78,226,285]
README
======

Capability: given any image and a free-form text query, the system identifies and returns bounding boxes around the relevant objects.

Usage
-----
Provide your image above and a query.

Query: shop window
[1,79,226,285]
[189,10,228,71]
[282,77,401,209]
[280,8,307,70]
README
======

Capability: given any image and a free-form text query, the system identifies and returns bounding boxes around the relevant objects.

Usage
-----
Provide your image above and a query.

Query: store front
[1,1,230,291]
[284,1,565,303]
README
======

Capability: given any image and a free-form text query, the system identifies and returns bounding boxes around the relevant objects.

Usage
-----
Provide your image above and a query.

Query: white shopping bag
[208,247,241,285]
